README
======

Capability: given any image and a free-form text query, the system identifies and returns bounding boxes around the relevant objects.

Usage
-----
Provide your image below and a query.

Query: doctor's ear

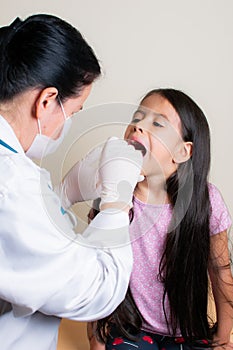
[173,141,193,164]
[35,87,59,118]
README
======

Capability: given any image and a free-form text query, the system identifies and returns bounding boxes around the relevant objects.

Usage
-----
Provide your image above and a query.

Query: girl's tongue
[127,139,147,156]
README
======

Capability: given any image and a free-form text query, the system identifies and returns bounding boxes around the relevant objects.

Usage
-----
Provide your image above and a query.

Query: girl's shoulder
[208,182,223,197]
[208,182,230,213]
[208,182,232,235]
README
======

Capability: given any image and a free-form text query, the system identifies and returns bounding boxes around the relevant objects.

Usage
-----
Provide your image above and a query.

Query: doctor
[0,14,143,350]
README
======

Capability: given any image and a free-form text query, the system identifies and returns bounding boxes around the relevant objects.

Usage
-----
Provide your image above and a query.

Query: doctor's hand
[99,137,144,212]
[56,137,144,209]
[57,145,103,208]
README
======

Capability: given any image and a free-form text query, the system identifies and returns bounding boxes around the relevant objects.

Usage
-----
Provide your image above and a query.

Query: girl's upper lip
[130,136,146,148]
[127,137,147,156]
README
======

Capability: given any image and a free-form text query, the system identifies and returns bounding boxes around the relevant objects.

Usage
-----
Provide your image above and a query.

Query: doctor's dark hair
[95,89,218,344]
[0,14,101,102]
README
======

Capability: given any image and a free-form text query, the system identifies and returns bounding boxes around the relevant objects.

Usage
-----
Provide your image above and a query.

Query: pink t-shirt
[129,183,232,336]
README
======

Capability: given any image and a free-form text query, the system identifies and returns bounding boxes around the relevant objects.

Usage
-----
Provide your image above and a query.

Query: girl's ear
[35,87,59,120]
[173,141,193,164]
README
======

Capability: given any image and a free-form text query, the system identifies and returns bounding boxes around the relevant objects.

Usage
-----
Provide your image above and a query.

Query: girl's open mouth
[127,139,147,156]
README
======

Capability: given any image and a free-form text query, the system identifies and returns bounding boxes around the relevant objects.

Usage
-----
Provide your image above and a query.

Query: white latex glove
[57,145,103,208]
[56,138,144,209]
[99,137,144,209]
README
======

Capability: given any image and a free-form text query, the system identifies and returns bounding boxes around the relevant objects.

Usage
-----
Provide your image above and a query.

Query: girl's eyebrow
[134,108,146,115]
[137,108,168,121]
[156,113,169,122]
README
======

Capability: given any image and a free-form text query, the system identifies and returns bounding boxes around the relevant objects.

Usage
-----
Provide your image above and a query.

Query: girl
[88,88,233,349]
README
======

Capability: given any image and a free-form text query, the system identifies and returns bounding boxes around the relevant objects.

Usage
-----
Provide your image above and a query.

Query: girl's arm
[209,230,233,347]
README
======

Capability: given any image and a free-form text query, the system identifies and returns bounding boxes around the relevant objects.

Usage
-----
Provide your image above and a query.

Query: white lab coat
[0,115,132,350]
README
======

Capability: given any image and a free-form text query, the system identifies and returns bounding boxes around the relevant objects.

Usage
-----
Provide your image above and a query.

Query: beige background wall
[1,0,232,215]
[1,1,232,349]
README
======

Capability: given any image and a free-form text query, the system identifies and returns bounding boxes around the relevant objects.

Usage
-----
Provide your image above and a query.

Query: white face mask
[26,97,71,159]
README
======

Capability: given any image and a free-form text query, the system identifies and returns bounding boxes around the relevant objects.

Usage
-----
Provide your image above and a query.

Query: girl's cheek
[124,126,131,140]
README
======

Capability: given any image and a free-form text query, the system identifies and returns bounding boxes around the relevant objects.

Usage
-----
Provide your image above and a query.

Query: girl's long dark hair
[155,89,211,340]
[96,287,143,343]
[96,89,214,343]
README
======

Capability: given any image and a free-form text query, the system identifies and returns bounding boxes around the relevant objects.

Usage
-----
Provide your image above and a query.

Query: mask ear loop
[37,119,42,135]
[57,96,68,120]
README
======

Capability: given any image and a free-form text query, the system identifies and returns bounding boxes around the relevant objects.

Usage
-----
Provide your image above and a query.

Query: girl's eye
[153,121,163,127]
[131,110,145,123]
[132,118,141,123]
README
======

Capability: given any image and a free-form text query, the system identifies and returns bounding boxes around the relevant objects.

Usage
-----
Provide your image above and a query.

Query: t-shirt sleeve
[209,183,232,235]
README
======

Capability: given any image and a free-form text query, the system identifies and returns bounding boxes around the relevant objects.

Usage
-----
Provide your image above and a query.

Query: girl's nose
[133,125,143,133]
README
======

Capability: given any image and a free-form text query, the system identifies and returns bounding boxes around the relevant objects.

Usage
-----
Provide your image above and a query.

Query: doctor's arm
[42,138,142,319]
[0,138,142,321]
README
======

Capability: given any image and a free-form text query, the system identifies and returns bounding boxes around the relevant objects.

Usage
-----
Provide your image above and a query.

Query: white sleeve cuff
[89,209,129,229]
[81,209,130,248]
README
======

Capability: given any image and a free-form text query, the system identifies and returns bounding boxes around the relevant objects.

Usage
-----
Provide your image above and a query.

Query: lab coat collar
[0,115,25,154]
